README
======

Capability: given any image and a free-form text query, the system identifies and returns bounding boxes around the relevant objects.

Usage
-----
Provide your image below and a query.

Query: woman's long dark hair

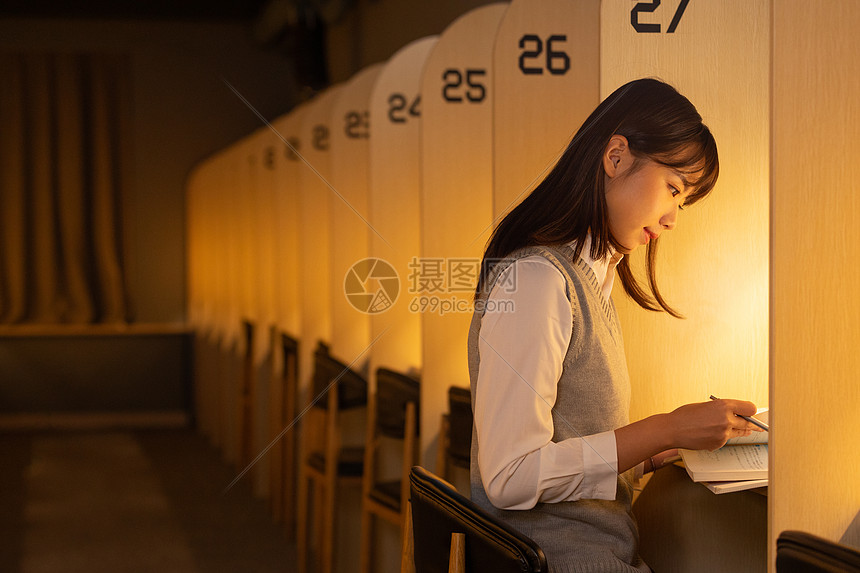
[476,78,719,318]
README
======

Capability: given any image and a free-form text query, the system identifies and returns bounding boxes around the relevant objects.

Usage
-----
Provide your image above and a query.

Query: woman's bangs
[656,134,719,207]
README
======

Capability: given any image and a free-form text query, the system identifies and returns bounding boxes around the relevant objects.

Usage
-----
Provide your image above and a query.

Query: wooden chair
[402,466,547,573]
[269,332,299,537]
[436,386,472,484]
[777,530,860,572]
[359,368,420,573]
[238,320,256,469]
[297,342,367,573]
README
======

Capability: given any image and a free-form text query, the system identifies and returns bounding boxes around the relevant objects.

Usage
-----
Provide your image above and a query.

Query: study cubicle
[186,1,860,572]
[604,1,770,569]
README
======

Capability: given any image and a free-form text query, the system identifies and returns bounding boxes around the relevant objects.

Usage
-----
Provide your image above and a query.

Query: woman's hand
[667,398,762,451]
[615,398,764,474]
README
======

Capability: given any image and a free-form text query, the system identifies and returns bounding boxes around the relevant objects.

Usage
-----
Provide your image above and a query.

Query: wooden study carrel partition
[270,108,307,353]
[298,86,341,403]
[367,36,437,379]
[365,35,438,573]
[186,2,860,571]
[770,0,860,558]
[601,0,770,569]
[265,106,308,522]
[492,0,600,219]
[418,3,506,474]
[329,64,382,365]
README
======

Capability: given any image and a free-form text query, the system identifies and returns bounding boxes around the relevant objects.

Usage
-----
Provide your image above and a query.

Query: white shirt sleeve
[474,257,618,510]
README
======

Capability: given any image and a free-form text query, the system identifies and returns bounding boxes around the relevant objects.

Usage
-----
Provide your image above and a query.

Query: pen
[709,395,769,431]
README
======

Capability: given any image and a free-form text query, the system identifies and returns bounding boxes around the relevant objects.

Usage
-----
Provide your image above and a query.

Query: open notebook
[678,409,769,494]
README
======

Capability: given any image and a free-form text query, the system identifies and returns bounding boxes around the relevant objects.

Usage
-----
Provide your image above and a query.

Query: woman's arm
[475,258,621,509]
[615,398,763,474]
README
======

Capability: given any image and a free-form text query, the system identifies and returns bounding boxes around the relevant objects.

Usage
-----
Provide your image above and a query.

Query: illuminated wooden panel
[251,104,305,521]
[185,160,206,332]
[329,64,384,364]
[220,141,245,465]
[250,122,282,351]
[241,133,271,483]
[215,142,246,354]
[601,0,769,421]
[185,159,209,435]
[237,133,260,337]
[492,0,600,219]
[189,152,232,445]
[297,85,342,398]
[208,149,233,350]
[366,37,438,573]
[771,0,860,566]
[207,149,231,452]
[419,3,507,469]
[229,132,264,495]
[368,36,437,379]
[252,104,308,514]
[271,105,309,340]
[235,126,276,370]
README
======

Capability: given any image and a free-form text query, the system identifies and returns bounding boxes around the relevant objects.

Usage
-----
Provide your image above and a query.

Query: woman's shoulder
[505,245,583,280]
[485,254,570,303]
[480,245,586,301]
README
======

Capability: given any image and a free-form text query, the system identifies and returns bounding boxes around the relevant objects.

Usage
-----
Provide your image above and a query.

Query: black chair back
[312,342,367,410]
[281,332,298,357]
[447,387,472,470]
[375,368,420,439]
[777,530,860,572]
[409,466,547,573]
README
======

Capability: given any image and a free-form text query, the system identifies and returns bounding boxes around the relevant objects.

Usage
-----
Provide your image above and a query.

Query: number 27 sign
[631,0,690,34]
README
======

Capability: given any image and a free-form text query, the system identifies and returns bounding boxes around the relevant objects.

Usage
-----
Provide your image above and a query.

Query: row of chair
[229,330,473,573]
[218,326,542,572]
[296,341,422,573]
[296,342,480,573]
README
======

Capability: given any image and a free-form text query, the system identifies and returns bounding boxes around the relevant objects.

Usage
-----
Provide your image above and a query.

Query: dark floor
[0,429,297,573]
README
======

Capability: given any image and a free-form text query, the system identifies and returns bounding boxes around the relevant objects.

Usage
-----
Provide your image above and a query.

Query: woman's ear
[602,134,630,178]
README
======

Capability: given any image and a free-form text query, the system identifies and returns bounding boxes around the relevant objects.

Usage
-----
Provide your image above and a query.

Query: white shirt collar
[570,233,623,301]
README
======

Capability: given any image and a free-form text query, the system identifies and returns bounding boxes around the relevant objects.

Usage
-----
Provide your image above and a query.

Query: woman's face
[603,139,692,254]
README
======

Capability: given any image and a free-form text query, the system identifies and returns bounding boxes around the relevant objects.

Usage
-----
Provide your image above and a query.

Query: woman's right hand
[666,398,762,451]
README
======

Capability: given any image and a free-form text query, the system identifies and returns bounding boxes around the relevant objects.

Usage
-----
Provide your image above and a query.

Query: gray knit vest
[468,245,650,573]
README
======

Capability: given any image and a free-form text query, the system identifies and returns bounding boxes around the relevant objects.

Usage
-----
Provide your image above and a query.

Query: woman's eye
[670,186,685,211]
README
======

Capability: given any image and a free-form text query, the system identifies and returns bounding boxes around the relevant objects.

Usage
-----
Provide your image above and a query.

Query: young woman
[468,78,762,572]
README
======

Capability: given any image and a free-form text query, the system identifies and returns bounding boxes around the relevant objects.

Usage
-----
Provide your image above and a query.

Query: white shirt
[474,241,625,510]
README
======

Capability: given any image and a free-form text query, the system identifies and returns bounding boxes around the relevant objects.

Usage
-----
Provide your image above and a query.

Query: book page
[680,444,768,481]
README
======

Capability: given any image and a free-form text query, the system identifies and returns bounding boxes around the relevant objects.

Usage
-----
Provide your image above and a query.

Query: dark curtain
[0,53,131,325]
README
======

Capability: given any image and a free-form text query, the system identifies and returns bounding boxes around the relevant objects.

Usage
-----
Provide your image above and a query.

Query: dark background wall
[0,17,298,323]
[0,16,296,419]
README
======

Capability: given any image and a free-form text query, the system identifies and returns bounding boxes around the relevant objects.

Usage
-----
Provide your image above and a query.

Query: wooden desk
[633,465,767,573]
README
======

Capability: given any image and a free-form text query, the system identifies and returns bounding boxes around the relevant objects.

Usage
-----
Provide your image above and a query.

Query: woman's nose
[661,205,678,230]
